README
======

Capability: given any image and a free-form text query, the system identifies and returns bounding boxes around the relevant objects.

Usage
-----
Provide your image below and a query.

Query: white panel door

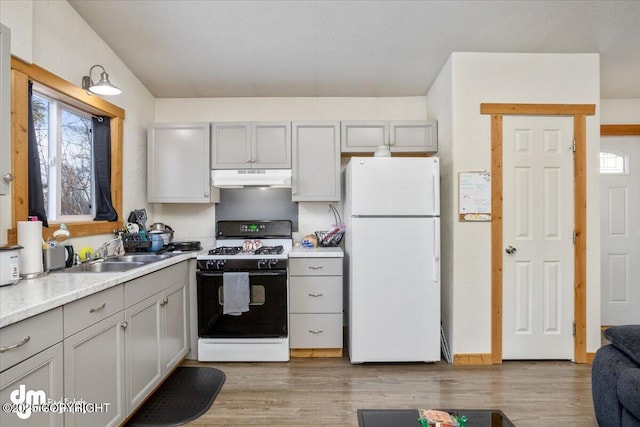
[502,116,574,360]
[600,136,640,325]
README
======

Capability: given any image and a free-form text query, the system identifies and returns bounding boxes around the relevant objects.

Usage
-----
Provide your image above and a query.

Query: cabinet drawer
[290,276,342,313]
[289,258,342,276]
[290,314,343,348]
[0,307,63,372]
[125,262,188,307]
[63,285,124,337]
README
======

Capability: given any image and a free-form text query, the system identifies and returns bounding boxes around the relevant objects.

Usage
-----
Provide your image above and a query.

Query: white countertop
[1,245,343,329]
[0,251,199,329]
[289,246,344,258]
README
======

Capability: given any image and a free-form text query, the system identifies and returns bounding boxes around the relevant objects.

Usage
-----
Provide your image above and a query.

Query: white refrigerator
[345,157,440,363]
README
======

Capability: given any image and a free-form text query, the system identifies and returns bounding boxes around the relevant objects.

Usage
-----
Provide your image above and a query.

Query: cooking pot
[0,245,22,286]
[149,223,174,245]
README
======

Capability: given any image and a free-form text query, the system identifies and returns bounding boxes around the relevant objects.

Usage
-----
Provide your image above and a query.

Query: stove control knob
[258,259,267,269]
[268,259,279,269]
[215,259,226,269]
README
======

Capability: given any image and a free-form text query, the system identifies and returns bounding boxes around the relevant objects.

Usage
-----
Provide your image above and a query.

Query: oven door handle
[197,270,287,277]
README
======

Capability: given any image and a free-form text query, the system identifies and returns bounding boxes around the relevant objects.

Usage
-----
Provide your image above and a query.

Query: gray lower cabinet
[0,261,190,427]
[63,313,126,427]
[0,307,64,427]
[289,257,343,355]
[0,343,64,427]
[124,262,189,413]
[291,122,341,201]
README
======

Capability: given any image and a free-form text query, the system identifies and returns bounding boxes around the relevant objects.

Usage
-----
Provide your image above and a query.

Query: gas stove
[196,220,292,362]
[197,220,292,271]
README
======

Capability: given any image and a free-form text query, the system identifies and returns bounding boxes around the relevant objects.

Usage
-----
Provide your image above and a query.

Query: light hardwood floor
[182,356,596,426]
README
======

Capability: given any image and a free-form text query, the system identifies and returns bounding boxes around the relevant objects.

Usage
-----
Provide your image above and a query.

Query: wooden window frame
[8,57,124,244]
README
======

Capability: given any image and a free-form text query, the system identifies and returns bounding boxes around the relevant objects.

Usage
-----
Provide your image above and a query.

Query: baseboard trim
[453,352,596,365]
[290,348,343,358]
[453,353,494,365]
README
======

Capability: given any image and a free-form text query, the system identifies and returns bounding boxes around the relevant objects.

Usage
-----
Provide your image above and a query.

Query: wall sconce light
[81,64,121,96]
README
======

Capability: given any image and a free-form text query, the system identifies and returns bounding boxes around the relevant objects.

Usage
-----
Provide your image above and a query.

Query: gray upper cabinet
[292,122,341,202]
[211,122,291,169]
[341,120,437,153]
[147,122,214,203]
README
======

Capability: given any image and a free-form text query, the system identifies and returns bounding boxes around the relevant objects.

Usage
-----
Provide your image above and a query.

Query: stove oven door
[197,270,288,338]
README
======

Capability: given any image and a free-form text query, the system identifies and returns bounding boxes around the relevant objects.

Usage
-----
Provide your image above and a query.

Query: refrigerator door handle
[433,220,440,282]
[432,173,440,215]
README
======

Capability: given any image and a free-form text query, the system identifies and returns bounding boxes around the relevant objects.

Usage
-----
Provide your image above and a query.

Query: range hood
[211,169,292,188]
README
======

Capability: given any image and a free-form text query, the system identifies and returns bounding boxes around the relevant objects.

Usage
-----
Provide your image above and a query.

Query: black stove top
[207,245,284,256]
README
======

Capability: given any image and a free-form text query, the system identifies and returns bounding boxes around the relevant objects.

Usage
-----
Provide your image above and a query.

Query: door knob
[505,246,517,255]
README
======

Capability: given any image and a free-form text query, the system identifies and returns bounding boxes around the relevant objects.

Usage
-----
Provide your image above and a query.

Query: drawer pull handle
[308,266,323,270]
[89,303,106,313]
[0,336,31,353]
[308,330,324,334]
[308,293,324,297]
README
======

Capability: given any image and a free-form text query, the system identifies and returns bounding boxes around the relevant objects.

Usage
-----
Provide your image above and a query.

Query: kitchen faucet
[94,235,125,260]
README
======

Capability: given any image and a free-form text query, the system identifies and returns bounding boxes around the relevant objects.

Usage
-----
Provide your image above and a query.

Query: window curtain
[27,81,48,227]
[93,116,117,221]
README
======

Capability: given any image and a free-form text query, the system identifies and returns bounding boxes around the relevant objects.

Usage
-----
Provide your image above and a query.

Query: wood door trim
[482,103,595,364]
[600,124,640,136]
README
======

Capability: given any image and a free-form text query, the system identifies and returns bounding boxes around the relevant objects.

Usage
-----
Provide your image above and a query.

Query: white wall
[153,97,428,241]
[601,99,640,123]
[422,57,454,354]
[427,52,601,356]
[0,0,156,250]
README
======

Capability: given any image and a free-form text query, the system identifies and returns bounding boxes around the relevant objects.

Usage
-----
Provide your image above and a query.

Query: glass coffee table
[357,409,515,427]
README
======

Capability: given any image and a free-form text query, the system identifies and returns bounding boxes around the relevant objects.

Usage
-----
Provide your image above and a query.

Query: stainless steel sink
[107,253,174,263]
[64,261,146,273]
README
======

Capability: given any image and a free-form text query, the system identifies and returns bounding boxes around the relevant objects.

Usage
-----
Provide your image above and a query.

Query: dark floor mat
[126,366,225,426]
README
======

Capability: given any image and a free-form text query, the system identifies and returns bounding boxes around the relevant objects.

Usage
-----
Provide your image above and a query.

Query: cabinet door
[211,122,252,169]
[389,120,437,152]
[0,343,64,427]
[292,122,341,201]
[63,313,126,427]
[341,121,389,152]
[147,123,211,203]
[160,281,188,373]
[125,294,162,413]
[252,122,291,168]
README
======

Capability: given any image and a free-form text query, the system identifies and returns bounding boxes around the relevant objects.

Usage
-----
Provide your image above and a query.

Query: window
[9,57,124,243]
[33,92,95,221]
[599,151,627,175]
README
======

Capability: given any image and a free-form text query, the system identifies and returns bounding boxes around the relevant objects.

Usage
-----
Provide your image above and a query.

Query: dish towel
[223,272,250,316]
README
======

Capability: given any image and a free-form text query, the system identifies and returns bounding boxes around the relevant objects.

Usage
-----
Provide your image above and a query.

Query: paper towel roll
[18,221,43,276]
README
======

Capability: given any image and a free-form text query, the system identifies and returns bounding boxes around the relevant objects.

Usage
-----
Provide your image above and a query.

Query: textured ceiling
[69,0,640,99]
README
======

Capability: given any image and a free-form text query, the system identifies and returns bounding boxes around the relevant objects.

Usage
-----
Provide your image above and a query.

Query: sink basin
[64,261,146,273]
[107,254,174,263]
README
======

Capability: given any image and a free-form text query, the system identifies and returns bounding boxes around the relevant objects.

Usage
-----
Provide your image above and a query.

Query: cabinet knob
[120,321,128,329]
[159,297,169,306]
[0,336,30,353]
